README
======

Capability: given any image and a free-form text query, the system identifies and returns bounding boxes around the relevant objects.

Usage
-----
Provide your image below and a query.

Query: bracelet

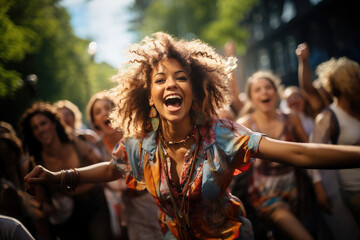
[60,168,80,191]
[65,169,71,191]
[60,170,66,186]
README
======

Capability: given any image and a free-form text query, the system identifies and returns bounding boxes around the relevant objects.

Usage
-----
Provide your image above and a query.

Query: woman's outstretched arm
[24,161,122,191]
[256,136,360,169]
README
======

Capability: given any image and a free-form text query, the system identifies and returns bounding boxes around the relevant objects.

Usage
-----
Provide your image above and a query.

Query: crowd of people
[1,32,360,240]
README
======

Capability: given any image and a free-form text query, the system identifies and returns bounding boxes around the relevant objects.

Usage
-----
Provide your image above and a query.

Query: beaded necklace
[160,126,196,145]
[158,127,201,239]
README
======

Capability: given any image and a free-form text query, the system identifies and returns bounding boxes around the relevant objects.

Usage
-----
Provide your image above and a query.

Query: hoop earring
[149,105,159,131]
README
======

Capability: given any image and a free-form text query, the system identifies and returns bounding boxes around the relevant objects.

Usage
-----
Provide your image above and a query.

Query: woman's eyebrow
[154,72,165,77]
[174,70,185,75]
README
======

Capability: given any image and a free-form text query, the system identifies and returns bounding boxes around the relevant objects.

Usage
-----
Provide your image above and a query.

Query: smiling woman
[24,32,360,240]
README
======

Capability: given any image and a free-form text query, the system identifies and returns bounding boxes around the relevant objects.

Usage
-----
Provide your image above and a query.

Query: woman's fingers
[24,165,48,195]
[24,165,44,182]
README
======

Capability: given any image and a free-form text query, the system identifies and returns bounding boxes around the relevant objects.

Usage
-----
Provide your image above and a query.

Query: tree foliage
[129,0,258,53]
[0,0,117,128]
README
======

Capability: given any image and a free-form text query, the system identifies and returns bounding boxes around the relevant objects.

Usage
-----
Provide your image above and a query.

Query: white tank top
[330,103,360,191]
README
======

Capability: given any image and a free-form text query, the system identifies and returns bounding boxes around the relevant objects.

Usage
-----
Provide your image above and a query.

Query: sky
[60,0,136,69]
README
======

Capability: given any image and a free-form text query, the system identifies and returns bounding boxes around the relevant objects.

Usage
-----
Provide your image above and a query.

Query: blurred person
[23,32,360,240]
[87,91,163,240]
[223,39,245,118]
[0,214,35,240]
[0,122,39,238]
[54,99,100,145]
[0,122,25,190]
[282,86,314,136]
[87,92,126,239]
[296,42,332,117]
[237,71,330,240]
[310,57,360,239]
[216,40,246,122]
[20,102,113,240]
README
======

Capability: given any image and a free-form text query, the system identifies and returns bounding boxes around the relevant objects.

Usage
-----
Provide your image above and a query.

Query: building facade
[239,0,360,87]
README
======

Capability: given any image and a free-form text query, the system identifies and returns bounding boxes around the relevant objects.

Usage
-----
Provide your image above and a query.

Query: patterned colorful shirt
[112,119,263,240]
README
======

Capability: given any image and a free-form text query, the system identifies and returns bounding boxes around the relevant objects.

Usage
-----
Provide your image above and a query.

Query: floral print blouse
[112,119,263,240]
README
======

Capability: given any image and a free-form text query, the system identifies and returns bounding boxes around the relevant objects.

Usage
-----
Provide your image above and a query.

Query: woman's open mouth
[103,119,113,130]
[164,94,182,112]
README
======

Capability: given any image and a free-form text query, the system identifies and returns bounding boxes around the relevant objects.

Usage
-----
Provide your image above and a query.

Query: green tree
[0,0,41,98]
[202,0,258,54]
[129,0,258,53]
[0,0,117,128]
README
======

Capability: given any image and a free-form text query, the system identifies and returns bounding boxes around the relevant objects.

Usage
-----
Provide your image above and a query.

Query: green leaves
[129,0,258,54]
[0,0,117,127]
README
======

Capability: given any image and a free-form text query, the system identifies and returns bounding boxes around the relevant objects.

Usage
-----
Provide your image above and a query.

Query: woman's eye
[94,109,101,116]
[253,87,260,93]
[155,78,165,84]
[177,76,187,81]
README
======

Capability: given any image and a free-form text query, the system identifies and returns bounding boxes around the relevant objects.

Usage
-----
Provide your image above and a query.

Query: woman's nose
[103,110,110,118]
[36,125,45,134]
[166,77,177,89]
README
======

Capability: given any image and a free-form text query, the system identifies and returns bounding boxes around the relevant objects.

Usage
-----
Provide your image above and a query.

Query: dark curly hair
[109,32,236,138]
[19,102,71,165]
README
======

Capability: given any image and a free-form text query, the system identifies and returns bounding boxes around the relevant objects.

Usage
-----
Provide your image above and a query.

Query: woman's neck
[160,118,193,143]
[42,136,64,157]
[252,109,278,122]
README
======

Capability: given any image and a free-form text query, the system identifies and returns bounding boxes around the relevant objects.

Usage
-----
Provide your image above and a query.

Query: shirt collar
[141,123,216,159]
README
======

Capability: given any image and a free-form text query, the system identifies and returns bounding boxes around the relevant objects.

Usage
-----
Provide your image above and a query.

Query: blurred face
[30,113,57,146]
[149,58,194,124]
[249,77,278,112]
[58,107,75,129]
[92,99,115,135]
[285,91,305,112]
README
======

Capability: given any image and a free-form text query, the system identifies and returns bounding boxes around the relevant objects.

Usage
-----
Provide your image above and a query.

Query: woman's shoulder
[113,131,157,158]
[236,114,252,128]
[200,119,255,146]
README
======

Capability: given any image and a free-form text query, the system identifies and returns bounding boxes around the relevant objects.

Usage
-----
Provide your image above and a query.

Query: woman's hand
[24,165,60,195]
[295,42,310,61]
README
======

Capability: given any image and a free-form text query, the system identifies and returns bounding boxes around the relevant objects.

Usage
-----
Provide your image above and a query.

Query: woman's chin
[103,126,116,135]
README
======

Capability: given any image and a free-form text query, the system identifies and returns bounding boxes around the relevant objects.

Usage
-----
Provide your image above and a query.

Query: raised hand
[296,42,310,61]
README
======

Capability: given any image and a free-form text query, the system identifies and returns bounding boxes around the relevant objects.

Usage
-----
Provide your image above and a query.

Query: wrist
[58,168,80,191]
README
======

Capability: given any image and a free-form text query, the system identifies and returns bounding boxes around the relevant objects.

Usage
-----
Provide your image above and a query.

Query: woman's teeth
[164,95,182,107]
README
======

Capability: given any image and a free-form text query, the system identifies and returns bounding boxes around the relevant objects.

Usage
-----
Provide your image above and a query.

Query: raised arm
[224,40,244,116]
[256,136,360,169]
[296,43,324,115]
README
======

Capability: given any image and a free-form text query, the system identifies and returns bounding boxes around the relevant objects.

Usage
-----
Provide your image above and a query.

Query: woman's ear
[149,97,154,106]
